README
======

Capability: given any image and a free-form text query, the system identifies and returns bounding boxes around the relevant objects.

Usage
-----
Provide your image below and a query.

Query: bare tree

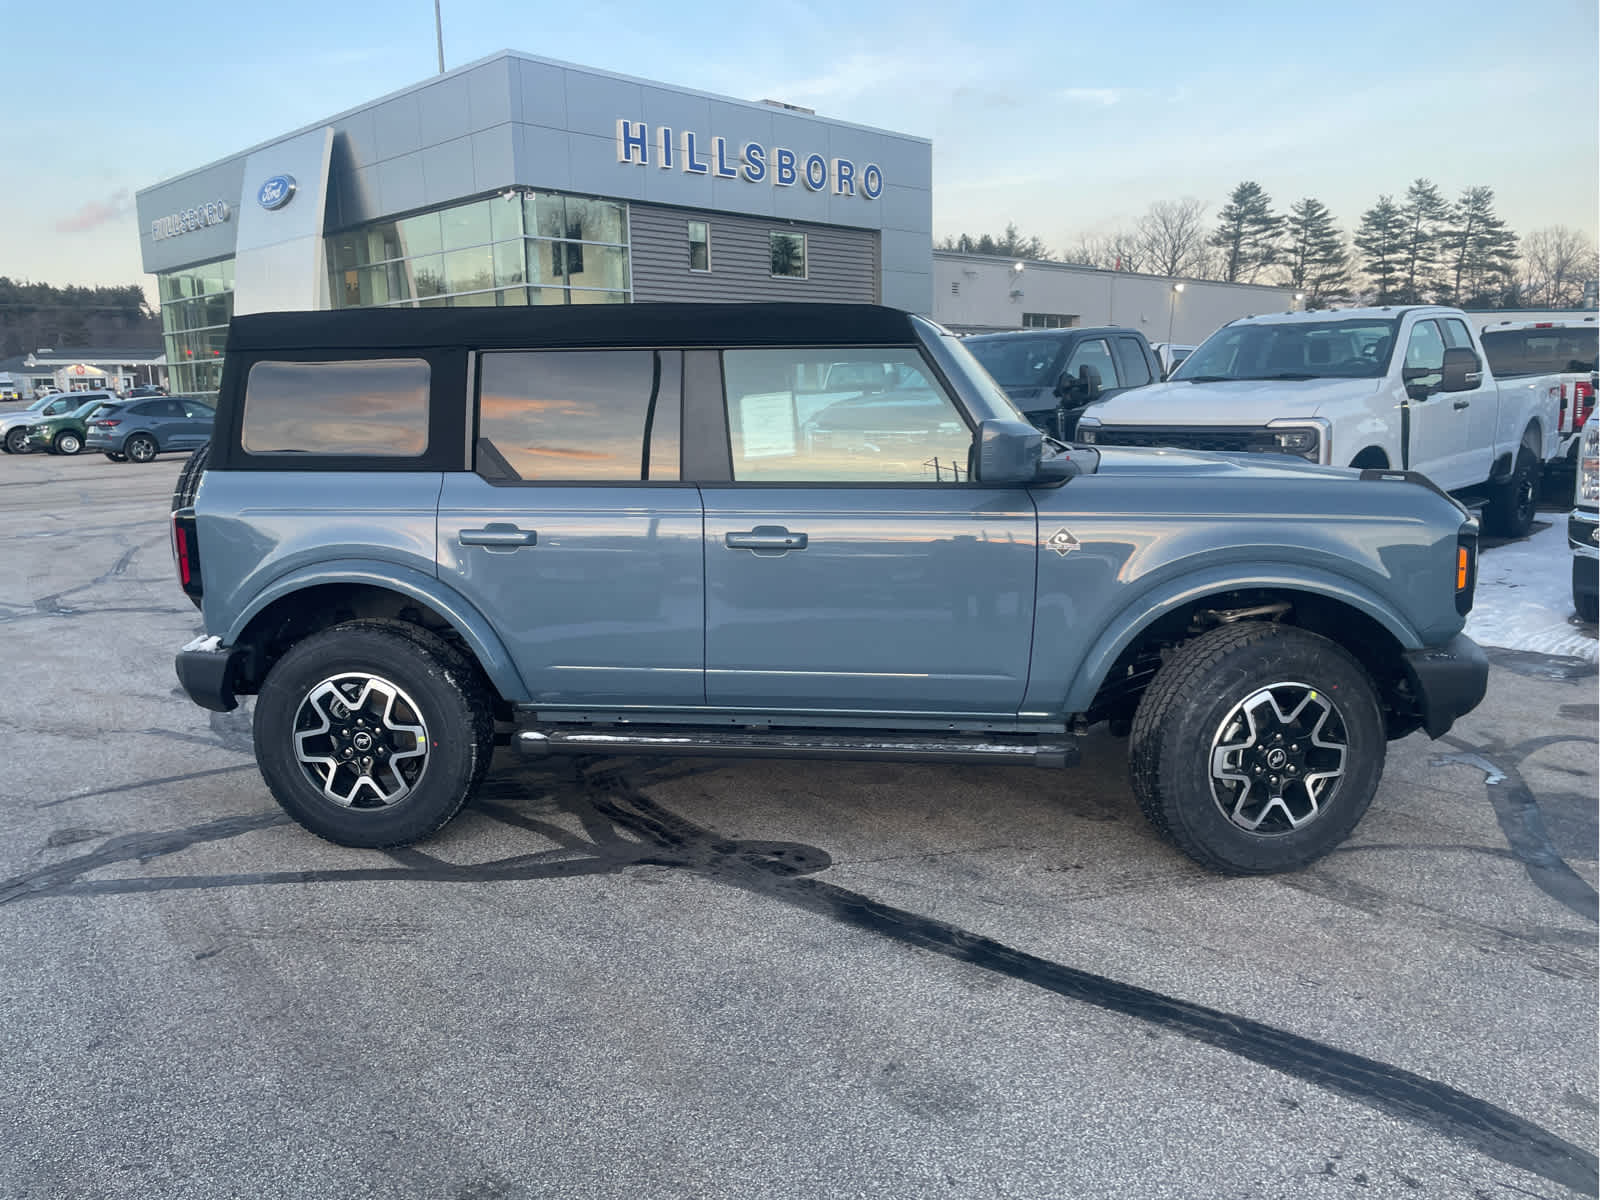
[1137,198,1208,279]
[1520,226,1597,309]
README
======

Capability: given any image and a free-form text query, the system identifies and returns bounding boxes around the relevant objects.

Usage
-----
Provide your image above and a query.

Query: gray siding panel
[630,204,878,305]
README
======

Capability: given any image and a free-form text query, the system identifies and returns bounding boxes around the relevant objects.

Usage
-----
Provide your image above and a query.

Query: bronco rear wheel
[253,621,494,847]
[1128,622,1385,874]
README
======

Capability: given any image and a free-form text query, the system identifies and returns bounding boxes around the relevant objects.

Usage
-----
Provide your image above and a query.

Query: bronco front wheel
[253,621,494,847]
[1128,622,1385,874]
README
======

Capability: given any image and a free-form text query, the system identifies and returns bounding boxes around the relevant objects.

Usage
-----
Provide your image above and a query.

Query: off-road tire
[52,431,82,456]
[1484,446,1538,538]
[3,427,27,454]
[171,441,211,512]
[253,621,496,847]
[125,434,158,463]
[1128,622,1385,875]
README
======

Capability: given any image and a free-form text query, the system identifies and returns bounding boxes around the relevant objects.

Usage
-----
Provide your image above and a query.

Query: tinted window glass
[1175,320,1398,381]
[133,398,182,417]
[180,399,215,419]
[1064,338,1118,389]
[1482,326,1598,376]
[477,350,678,481]
[1113,337,1152,387]
[242,359,430,456]
[723,348,970,483]
[964,334,1068,390]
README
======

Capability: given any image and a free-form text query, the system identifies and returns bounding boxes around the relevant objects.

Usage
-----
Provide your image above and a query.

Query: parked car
[962,326,1163,439]
[20,397,116,455]
[1075,306,1562,537]
[85,394,215,462]
[1571,417,1598,623]
[1479,317,1597,476]
[1150,342,1197,377]
[1,391,103,453]
[169,303,1486,875]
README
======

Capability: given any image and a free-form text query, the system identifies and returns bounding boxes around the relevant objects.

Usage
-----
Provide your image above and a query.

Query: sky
[2,0,1596,302]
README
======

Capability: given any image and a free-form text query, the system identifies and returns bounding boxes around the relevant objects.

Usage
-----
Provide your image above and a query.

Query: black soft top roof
[226,303,924,353]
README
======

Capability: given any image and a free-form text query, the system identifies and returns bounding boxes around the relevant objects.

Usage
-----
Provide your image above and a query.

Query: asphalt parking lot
[1,451,1596,1200]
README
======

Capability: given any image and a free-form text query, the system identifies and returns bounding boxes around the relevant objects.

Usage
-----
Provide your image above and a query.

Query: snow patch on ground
[1465,518,1597,662]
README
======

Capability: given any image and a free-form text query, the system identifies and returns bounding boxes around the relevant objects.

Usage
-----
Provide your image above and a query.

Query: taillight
[94,419,121,428]
[171,509,202,607]
[1574,380,1595,431]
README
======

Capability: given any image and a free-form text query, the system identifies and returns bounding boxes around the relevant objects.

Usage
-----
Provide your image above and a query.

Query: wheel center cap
[352,731,374,752]
[1266,748,1288,770]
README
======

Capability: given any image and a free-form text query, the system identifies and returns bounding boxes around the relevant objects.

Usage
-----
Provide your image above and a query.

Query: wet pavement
[1,452,1596,1199]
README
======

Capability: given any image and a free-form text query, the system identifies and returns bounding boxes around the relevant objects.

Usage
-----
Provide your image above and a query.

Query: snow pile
[1465,519,1597,662]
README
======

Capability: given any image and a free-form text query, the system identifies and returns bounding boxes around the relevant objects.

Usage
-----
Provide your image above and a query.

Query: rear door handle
[1453,399,1471,410]
[725,526,808,554]
[459,523,537,551]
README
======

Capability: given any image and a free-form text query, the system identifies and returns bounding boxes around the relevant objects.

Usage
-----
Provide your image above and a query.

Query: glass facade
[157,258,235,396]
[327,191,631,310]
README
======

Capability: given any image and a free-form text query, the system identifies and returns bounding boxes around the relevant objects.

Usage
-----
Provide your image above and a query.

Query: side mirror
[975,418,1042,485]
[1440,346,1482,393]
[1078,363,1103,402]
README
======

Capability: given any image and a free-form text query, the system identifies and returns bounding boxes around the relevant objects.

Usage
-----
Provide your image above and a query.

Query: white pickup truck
[1075,305,1560,536]
[1478,317,1597,466]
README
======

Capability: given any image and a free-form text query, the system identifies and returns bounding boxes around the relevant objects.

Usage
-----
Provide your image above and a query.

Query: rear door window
[1112,337,1152,387]
[242,359,430,456]
[475,350,680,482]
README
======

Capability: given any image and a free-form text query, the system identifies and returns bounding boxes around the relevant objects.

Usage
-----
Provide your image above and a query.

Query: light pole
[434,0,445,74]
[1167,282,1184,342]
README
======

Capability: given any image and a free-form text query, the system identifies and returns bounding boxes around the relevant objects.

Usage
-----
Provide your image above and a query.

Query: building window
[1022,312,1076,329]
[769,231,806,280]
[156,258,235,397]
[687,221,710,272]
[326,190,631,312]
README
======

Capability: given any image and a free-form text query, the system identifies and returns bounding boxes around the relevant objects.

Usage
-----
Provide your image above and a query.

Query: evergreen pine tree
[1210,181,1284,283]
[1282,198,1350,307]
[1397,178,1451,303]
[1355,196,1407,303]
[1444,187,1519,307]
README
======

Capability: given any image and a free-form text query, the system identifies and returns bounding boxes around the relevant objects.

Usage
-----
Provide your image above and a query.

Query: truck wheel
[171,441,210,512]
[253,621,495,848]
[1484,447,1538,538]
[125,434,158,463]
[1128,622,1385,875]
[53,431,82,455]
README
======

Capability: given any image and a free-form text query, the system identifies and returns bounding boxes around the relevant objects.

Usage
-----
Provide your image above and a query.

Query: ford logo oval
[257,175,297,211]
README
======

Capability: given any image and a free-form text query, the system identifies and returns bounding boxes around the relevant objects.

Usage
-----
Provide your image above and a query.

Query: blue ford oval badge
[257,175,297,211]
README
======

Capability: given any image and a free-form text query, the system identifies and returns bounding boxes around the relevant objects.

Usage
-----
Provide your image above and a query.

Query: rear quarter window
[241,359,430,456]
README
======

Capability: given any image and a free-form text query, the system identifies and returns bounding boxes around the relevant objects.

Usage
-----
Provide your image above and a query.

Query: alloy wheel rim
[1208,681,1348,835]
[130,439,154,461]
[292,672,429,808]
[61,435,79,453]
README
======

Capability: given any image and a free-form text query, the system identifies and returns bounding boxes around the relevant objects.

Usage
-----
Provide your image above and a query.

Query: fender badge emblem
[1046,527,1080,557]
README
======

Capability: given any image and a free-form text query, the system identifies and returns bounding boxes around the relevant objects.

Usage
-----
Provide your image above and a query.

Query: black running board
[515,727,1078,768]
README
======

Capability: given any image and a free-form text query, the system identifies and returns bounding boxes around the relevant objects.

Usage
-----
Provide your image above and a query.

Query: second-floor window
[688,222,710,272]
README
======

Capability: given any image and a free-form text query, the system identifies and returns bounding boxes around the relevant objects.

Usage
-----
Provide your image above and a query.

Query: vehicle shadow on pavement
[3,754,1597,1197]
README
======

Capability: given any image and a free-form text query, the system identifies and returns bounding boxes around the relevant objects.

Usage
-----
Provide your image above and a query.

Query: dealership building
[135,50,934,395]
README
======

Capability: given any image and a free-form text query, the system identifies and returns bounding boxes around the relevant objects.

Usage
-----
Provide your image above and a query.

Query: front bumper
[175,634,243,713]
[1569,509,1598,557]
[1400,633,1489,740]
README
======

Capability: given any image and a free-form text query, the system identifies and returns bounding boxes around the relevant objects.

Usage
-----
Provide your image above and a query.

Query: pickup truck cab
[962,326,1161,440]
[1076,306,1560,536]
[169,303,1486,875]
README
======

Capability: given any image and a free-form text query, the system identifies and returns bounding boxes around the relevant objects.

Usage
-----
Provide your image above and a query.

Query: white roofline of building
[933,250,1295,295]
[139,49,929,199]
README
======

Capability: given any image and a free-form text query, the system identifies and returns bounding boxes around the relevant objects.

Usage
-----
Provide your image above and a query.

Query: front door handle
[725,526,808,554]
[1453,399,1471,410]
[459,523,537,551]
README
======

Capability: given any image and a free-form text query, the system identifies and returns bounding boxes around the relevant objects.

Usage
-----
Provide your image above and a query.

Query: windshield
[928,330,1030,423]
[964,334,1068,390]
[71,399,103,417]
[1481,327,1598,377]
[1171,319,1400,382]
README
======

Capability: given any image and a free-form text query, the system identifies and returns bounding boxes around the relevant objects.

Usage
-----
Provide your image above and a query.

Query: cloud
[1055,88,1127,107]
[55,189,134,234]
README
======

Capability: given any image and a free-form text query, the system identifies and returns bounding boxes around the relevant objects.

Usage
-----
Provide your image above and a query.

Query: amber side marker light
[1457,546,1470,591]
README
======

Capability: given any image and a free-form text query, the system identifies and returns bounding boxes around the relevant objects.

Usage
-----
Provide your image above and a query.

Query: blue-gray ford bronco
[170,303,1488,874]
